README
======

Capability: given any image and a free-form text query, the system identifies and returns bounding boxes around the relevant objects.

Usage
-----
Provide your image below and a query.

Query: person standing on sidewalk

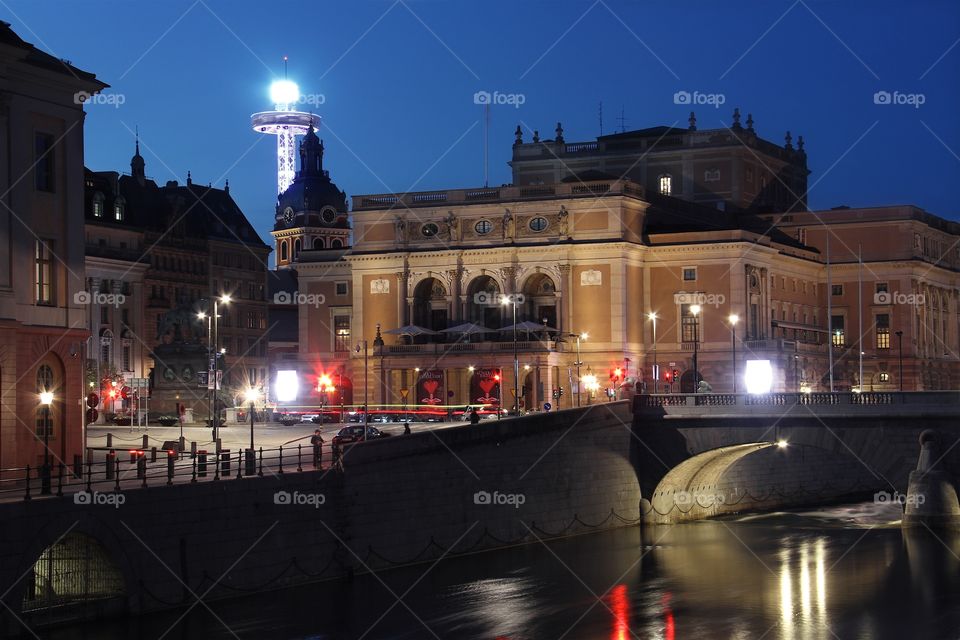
[310,429,324,468]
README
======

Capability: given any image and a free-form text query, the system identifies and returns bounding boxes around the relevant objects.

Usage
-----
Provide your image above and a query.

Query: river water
[47,501,960,640]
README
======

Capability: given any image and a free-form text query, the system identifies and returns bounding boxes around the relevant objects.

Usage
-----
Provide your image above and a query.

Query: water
[41,501,960,639]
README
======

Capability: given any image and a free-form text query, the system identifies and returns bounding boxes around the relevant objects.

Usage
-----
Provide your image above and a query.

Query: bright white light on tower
[275,370,299,402]
[744,360,773,394]
[270,80,300,106]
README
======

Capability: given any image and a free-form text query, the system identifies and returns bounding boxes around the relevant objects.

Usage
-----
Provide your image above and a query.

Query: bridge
[632,391,960,524]
[0,392,956,635]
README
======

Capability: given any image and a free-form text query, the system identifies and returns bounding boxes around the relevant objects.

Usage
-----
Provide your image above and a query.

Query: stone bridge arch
[643,442,880,524]
[4,513,136,629]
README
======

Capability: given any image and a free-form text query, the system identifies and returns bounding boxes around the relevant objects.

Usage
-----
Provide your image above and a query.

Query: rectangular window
[334,316,351,352]
[876,313,890,349]
[682,267,697,282]
[876,282,888,294]
[100,306,109,324]
[659,175,672,195]
[34,133,55,192]
[122,344,131,371]
[35,239,54,304]
[879,372,890,382]
[831,315,845,347]
[335,282,348,296]
[832,284,843,296]
[680,304,700,343]
[36,406,53,438]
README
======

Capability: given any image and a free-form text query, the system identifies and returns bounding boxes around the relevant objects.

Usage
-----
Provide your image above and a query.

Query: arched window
[294,238,301,258]
[92,192,104,218]
[313,237,324,250]
[279,241,288,262]
[36,364,55,438]
[331,238,343,248]
[113,196,125,221]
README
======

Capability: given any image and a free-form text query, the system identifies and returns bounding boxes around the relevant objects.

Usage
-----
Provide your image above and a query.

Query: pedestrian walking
[332,441,343,471]
[469,407,480,425]
[310,429,324,468]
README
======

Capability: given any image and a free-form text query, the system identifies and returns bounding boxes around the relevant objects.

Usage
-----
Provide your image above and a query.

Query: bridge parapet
[634,391,960,419]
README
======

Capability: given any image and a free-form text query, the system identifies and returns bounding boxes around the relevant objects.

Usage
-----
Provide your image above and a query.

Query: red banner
[417,369,444,405]
[470,368,501,406]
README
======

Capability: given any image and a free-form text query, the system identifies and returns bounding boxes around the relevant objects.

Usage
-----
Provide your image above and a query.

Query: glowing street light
[647,312,658,393]
[582,370,600,405]
[39,390,54,494]
[690,305,702,392]
[571,332,588,407]
[728,314,739,393]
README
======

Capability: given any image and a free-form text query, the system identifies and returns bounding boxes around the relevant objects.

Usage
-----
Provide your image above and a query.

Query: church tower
[271,126,350,268]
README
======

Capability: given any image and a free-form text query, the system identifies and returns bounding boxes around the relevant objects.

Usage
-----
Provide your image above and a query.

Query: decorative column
[559,264,572,335]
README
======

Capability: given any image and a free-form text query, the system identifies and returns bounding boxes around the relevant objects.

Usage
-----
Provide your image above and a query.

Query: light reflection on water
[48,501,960,640]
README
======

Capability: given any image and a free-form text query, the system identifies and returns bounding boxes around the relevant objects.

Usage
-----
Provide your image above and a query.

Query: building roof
[0,20,106,89]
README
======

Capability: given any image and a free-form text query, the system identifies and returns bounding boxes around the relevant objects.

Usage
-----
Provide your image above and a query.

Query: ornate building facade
[270,114,960,414]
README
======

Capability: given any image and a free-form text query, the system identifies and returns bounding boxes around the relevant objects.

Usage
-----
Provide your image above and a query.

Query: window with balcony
[831,315,845,346]
[680,304,700,343]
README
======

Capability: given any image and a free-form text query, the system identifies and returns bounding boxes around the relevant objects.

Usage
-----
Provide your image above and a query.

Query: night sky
[5,0,959,255]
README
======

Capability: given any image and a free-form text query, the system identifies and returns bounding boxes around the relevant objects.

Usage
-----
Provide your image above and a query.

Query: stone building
[0,22,106,468]
[84,145,271,419]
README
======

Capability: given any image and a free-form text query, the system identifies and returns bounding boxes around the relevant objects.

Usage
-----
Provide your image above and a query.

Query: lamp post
[647,313,658,393]
[211,294,231,442]
[571,332,587,407]
[728,314,739,393]
[895,330,904,391]
[502,296,519,415]
[197,310,211,432]
[582,369,599,405]
[244,387,258,451]
[691,304,701,393]
[356,340,369,439]
[39,391,53,495]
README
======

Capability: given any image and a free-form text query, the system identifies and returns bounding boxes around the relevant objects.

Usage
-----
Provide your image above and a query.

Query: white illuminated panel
[275,370,300,402]
[744,359,773,394]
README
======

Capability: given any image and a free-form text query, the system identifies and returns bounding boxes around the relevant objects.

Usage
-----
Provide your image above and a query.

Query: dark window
[832,284,843,296]
[335,282,348,296]
[529,216,548,232]
[34,133,55,192]
[475,219,493,235]
[682,268,696,281]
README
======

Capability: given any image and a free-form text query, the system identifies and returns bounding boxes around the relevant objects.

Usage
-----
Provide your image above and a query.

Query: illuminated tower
[251,62,321,194]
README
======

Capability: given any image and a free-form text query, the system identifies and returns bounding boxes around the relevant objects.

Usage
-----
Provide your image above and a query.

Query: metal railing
[635,391,960,410]
[0,443,341,504]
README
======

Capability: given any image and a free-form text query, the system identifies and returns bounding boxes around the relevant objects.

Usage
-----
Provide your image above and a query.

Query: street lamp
[895,330,904,391]
[39,391,53,495]
[582,369,600,405]
[691,304,701,393]
[648,312,658,393]
[571,332,587,407]
[244,387,258,451]
[356,339,369,439]
[502,295,520,415]
[209,294,231,442]
[728,314,739,393]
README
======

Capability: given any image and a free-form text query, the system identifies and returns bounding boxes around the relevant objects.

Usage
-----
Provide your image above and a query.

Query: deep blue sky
[5,0,959,252]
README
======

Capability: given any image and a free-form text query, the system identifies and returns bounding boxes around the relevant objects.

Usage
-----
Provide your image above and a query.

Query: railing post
[115,458,121,492]
[236,450,243,479]
[258,447,263,477]
[191,457,197,483]
[167,450,175,486]
[297,444,302,472]
[56,463,63,497]
[24,465,31,501]
[86,459,92,492]
[278,446,284,474]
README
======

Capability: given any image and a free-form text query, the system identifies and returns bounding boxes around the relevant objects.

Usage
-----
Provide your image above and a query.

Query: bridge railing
[0,443,344,503]
[635,390,960,411]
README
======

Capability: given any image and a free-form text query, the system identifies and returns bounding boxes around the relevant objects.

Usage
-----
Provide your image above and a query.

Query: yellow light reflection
[780,548,793,640]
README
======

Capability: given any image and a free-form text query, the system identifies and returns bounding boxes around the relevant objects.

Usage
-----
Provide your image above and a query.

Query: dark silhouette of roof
[0,20,106,88]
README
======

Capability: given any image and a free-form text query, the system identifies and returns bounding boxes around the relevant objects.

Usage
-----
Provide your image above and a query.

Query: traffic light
[558,386,563,397]
[611,367,623,382]
[664,370,673,383]
[552,388,559,400]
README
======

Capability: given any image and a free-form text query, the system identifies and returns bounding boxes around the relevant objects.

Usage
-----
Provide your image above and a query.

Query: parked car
[277,414,300,426]
[300,414,319,423]
[331,425,391,445]
[311,414,336,424]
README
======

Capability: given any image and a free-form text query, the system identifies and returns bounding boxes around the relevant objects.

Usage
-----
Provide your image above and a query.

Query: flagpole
[827,232,834,392]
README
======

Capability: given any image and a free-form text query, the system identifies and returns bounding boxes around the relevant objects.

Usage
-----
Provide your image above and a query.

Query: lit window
[659,174,672,195]
[35,239,54,305]
[681,304,700,343]
[334,316,351,352]
[113,197,125,221]
[92,192,104,217]
[682,267,697,281]
[876,314,890,349]
[831,315,845,347]
[879,372,890,382]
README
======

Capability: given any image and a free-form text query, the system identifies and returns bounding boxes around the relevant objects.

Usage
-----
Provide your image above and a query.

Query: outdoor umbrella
[440,322,493,335]
[498,320,558,334]
[383,324,438,336]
